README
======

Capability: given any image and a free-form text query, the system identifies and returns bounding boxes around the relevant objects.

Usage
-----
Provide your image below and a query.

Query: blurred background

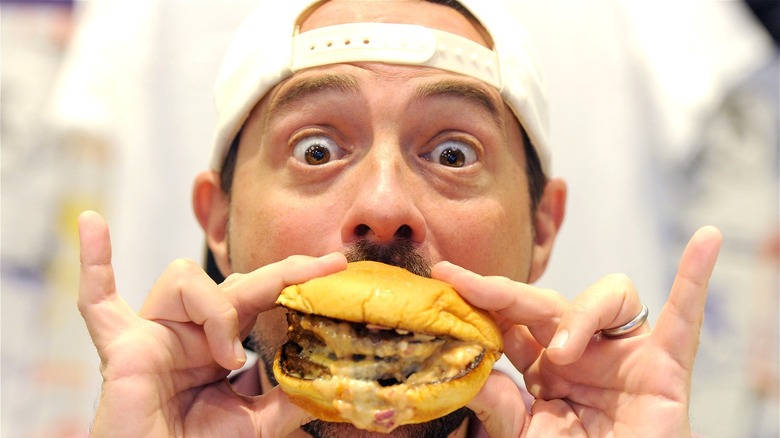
[1,0,777,437]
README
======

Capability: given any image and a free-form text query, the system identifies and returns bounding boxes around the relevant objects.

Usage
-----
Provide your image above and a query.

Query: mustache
[344,238,431,278]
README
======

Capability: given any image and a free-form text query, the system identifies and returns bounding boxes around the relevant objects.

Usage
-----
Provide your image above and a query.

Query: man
[77,0,722,436]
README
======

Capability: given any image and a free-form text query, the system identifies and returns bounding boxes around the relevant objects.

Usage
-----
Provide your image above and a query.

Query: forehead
[255,0,503,123]
[298,0,489,47]
[262,62,505,129]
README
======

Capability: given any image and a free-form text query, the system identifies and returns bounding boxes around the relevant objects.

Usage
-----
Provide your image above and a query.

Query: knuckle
[167,258,200,275]
[568,299,592,317]
[280,254,311,266]
[76,295,90,313]
[163,258,202,286]
[541,286,566,303]
[604,272,631,285]
[490,275,516,289]
[603,273,636,296]
[221,272,244,286]
[203,304,239,335]
[214,302,239,322]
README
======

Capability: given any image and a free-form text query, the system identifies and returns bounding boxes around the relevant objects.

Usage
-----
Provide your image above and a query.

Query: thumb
[77,210,137,348]
[654,226,723,368]
[467,371,528,438]
[251,386,317,437]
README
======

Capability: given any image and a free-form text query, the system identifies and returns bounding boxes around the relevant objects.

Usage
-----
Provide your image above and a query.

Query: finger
[251,386,317,437]
[525,399,586,437]
[545,274,647,365]
[224,252,348,324]
[139,259,245,370]
[466,370,528,438]
[502,323,546,373]
[654,226,722,367]
[78,210,114,306]
[432,261,567,344]
[137,253,348,371]
[77,211,137,347]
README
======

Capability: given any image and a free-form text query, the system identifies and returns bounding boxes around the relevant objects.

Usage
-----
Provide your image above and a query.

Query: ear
[528,178,567,283]
[193,170,232,277]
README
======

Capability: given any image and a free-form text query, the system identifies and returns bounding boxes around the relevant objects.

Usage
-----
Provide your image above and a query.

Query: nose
[340,147,426,245]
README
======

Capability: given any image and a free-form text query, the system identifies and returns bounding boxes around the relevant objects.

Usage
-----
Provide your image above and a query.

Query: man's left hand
[433,226,722,437]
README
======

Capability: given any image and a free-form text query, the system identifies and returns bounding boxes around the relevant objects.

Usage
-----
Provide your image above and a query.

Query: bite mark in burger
[273,261,504,433]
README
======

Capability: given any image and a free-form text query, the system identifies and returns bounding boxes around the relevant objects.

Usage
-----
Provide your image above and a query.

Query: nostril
[394,225,413,240]
[353,224,414,240]
[355,224,370,237]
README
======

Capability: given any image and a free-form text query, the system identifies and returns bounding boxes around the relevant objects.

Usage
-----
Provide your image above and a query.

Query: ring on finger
[601,303,649,337]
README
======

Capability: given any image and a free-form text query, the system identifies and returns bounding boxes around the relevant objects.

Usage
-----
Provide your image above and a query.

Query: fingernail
[320,252,348,266]
[234,338,247,364]
[549,329,569,349]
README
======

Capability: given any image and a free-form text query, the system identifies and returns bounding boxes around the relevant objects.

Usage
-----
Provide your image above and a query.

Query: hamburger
[273,261,503,433]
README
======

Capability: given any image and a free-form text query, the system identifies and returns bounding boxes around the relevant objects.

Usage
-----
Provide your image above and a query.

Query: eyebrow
[412,80,505,130]
[265,73,360,121]
[264,73,506,132]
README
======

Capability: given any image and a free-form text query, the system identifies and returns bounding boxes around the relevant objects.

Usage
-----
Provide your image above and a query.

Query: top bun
[277,261,503,352]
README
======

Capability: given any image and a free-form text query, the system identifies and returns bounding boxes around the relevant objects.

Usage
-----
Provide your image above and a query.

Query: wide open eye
[424,140,478,168]
[292,135,346,165]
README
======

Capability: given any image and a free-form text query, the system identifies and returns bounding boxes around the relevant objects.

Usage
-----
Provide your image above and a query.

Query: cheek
[432,196,534,281]
[229,164,343,272]
[228,186,345,272]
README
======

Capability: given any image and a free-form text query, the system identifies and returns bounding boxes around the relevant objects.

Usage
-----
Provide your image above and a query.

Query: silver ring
[601,303,649,337]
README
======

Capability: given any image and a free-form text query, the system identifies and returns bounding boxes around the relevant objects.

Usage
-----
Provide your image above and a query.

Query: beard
[301,410,471,438]
[251,237,473,437]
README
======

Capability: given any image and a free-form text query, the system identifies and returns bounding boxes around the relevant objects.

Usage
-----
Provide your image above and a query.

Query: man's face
[229,0,535,284]
[222,1,538,436]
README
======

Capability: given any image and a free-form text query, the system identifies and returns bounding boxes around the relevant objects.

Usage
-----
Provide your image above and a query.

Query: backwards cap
[210,0,550,174]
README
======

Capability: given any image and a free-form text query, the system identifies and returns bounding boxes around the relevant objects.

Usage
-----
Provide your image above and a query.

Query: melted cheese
[289,312,485,432]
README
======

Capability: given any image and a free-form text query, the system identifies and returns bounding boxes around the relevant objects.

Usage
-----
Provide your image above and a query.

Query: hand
[77,211,347,437]
[433,226,722,437]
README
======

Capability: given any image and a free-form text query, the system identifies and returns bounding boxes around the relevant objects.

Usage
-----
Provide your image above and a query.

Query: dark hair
[219,129,241,200]
[522,129,548,214]
[425,0,476,19]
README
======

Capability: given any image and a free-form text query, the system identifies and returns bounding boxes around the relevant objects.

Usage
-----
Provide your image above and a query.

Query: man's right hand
[77,210,347,437]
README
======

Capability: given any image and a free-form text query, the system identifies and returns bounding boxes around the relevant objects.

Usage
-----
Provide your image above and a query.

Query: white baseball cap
[210,0,550,174]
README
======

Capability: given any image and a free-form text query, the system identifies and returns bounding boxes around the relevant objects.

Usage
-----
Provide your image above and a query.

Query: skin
[77,1,723,437]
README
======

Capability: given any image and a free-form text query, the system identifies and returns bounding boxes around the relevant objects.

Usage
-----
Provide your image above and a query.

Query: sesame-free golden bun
[277,261,503,351]
[273,261,503,432]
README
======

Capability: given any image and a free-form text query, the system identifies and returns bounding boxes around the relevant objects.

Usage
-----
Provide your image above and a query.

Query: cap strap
[291,22,501,89]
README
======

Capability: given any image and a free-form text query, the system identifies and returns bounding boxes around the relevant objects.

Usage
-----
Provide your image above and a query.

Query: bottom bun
[273,349,498,433]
